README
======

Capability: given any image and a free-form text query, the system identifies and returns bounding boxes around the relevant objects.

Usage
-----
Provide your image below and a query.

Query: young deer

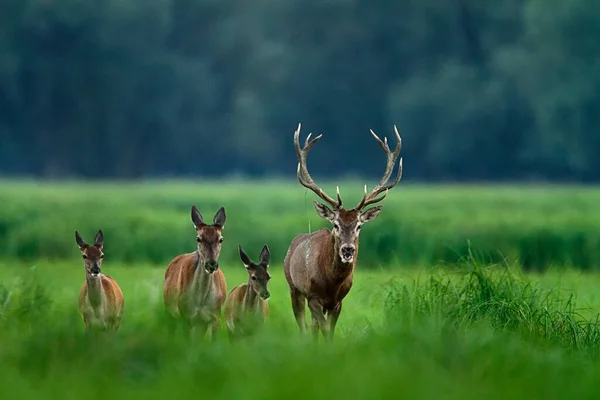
[224,244,271,339]
[284,123,403,340]
[163,205,228,340]
[75,230,125,333]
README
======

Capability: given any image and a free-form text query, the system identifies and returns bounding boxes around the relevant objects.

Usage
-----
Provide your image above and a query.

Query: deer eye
[196,237,201,243]
[266,274,271,281]
[100,254,104,259]
[333,223,340,230]
[218,237,224,244]
[82,255,87,259]
[251,276,257,281]
[357,225,362,230]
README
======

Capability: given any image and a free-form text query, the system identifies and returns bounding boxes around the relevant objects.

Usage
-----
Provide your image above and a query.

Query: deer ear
[75,231,87,249]
[313,201,335,221]
[238,244,252,268]
[93,229,104,248]
[361,206,383,223]
[191,205,204,228]
[259,245,270,266]
[213,206,226,228]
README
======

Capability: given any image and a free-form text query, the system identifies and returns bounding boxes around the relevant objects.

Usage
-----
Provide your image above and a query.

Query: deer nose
[341,244,355,255]
[261,291,271,300]
[91,265,101,275]
[205,261,219,272]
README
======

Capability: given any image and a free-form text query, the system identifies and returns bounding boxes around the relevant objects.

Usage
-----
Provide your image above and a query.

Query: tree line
[0,0,598,181]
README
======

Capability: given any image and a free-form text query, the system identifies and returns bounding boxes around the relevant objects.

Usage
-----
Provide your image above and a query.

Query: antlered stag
[163,206,227,340]
[75,230,125,333]
[224,244,271,339]
[284,123,403,340]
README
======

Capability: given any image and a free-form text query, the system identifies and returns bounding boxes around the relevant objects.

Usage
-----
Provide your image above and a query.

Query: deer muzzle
[340,244,355,263]
[205,260,219,273]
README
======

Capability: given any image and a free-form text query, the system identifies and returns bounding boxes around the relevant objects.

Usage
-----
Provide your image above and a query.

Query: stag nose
[205,261,219,273]
[340,244,355,262]
[91,265,101,275]
[261,291,271,300]
[341,244,355,255]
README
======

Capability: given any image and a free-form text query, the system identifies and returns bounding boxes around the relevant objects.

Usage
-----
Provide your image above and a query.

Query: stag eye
[357,225,362,230]
[82,255,87,259]
[251,276,257,281]
[333,223,340,230]
[218,237,224,244]
[266,274,271,281]
[100,254,104,259]
[196,237,201,243]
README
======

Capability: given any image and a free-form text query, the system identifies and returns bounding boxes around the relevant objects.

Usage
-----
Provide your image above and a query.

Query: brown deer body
[284,124,403,340]
[163,206,228,339]
[224,244,271,339]
[75,230,124,333]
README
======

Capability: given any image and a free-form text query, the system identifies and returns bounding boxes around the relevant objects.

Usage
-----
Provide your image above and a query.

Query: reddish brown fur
[75,230,124,333]
[284,124,402,340]
[224,245,271,339]
[163,206,228,339]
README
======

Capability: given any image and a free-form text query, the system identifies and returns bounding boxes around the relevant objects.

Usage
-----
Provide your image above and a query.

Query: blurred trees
[0,0,598,181]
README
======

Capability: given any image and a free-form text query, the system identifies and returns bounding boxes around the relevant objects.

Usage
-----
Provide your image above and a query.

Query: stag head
[293,123,403,263]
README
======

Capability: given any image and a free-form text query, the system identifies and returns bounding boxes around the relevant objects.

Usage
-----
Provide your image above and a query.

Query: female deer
[224,244,271,339]
[163,205,228,340]
[75,229,125,333]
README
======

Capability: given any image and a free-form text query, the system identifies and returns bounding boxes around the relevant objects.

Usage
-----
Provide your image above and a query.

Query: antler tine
[355,125,403,209]
[293,124,342,208]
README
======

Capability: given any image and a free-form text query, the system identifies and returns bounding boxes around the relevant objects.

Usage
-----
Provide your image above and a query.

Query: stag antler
[294,123,343,209]
[355,125,403,210]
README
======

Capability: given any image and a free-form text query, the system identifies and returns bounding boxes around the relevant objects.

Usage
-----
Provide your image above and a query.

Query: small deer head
[238,244,271,300]
[293,123,403,264]
[75,230,105,277]
[191,205,226,273]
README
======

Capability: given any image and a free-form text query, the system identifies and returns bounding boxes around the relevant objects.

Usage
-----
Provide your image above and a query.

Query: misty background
[0,0,598,182]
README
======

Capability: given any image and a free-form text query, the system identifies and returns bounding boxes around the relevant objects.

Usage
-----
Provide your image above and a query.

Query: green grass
[3,180,600,398]
[1,255,600,399]
[1,179,600,270]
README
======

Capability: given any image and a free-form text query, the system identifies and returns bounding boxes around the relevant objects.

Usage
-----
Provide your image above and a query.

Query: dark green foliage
[0,0,598,181]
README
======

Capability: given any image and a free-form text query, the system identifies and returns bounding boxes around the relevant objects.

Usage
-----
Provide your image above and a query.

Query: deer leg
[189,319,209,341]
[307,298,330,340]
[290,288,308,334]
[208,312,221,342]
[310,313,320,342]
[327,302,343,340]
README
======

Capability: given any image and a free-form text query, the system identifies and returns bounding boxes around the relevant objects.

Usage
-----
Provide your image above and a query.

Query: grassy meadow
[2,180,600,399]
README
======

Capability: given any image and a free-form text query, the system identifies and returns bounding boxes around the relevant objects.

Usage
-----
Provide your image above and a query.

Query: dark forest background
[0,0,598,182]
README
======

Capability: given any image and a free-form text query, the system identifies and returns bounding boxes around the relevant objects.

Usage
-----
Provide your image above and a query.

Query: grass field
[2,180,600,399]
[1,179,600,270]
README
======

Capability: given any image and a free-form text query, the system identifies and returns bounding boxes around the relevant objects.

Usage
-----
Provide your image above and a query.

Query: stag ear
[191,205,204,228]
[313,201,335,221]
[361,206,383,223]
[75,231,88,249]
[93,229,104,248]
[213,206,226,228]
[259,245,270,267]
[238,244,252,268]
